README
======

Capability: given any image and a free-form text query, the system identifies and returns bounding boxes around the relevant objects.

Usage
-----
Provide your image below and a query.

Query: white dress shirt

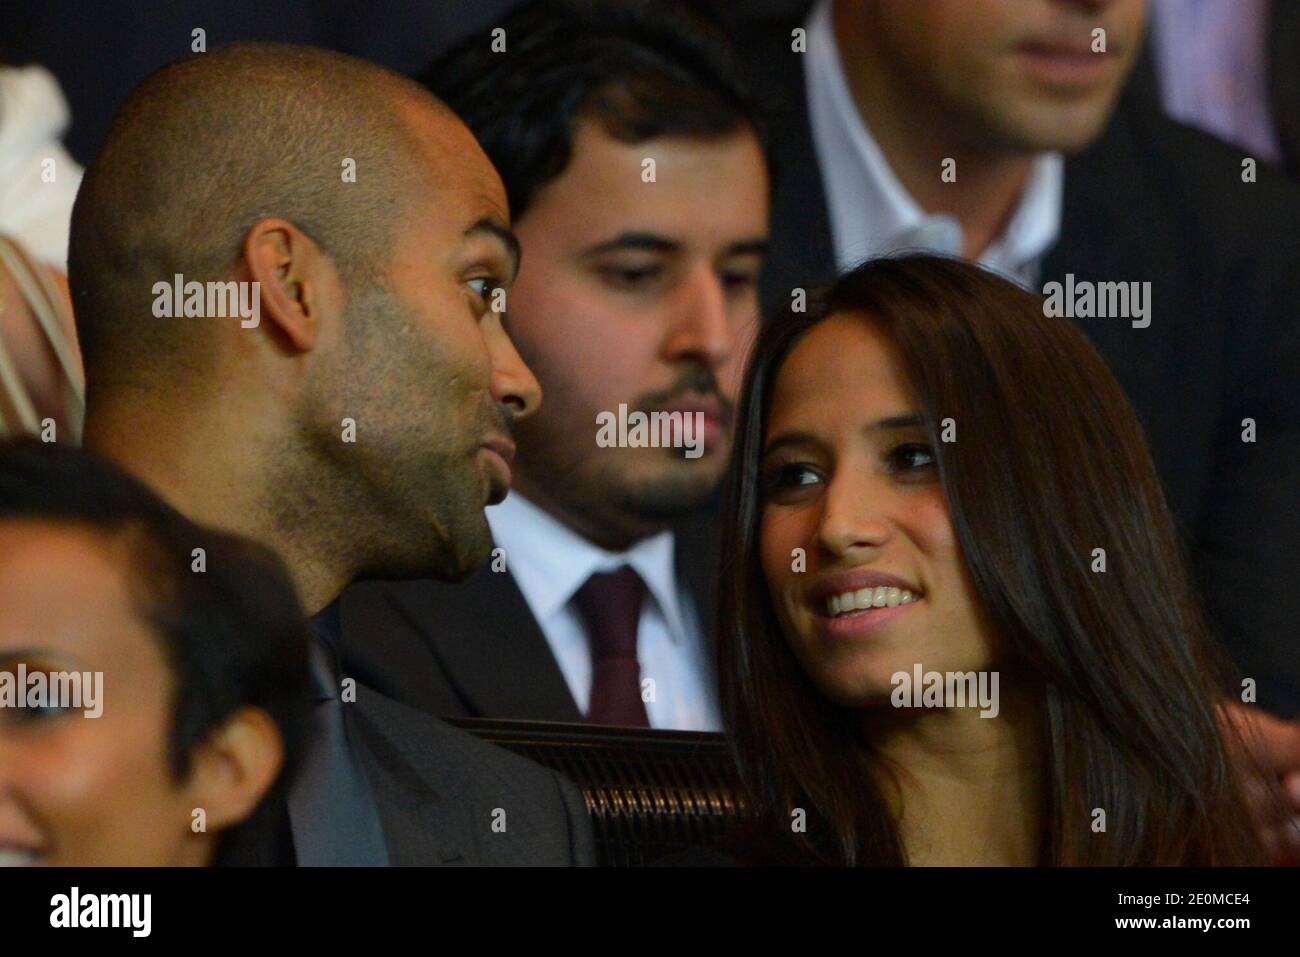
[486,492,722,732]
[0,66,84,269]
[804,0,1064,288]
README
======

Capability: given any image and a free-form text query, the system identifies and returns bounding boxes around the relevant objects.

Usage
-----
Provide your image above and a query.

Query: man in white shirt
[340,0,770,731]
[802,0,1138,286]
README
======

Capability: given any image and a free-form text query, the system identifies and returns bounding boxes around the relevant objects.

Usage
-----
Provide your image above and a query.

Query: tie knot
[571,566,646,660]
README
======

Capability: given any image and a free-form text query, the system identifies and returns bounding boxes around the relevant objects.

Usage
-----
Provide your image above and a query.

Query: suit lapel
[386,566,584,722]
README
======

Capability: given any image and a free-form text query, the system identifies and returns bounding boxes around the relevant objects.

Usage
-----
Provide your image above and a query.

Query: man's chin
[437,521,495,582]
[1000,90,1125,153]
[619,462,727,521]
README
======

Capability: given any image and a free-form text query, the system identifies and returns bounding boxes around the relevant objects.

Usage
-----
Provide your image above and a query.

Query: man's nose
[661,266,733,369]
[486,315,542,421]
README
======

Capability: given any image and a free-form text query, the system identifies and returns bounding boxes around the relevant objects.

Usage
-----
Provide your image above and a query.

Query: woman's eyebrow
[761,430,822,457]
[870,413,924,431]
[762,413,923,455]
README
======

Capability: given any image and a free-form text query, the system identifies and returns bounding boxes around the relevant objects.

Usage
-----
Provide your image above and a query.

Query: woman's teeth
[826,586,918,617]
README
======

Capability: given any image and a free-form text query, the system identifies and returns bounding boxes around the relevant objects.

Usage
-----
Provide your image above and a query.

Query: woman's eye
[720,270,759,292]
[762,462,823,497]
[887,442,936,473]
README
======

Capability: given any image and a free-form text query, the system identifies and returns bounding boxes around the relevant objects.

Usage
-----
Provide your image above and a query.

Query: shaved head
[71,42,542,604]
[68,43,449,390]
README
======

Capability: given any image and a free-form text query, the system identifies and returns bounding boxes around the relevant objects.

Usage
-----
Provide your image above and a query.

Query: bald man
[65,43,593,865]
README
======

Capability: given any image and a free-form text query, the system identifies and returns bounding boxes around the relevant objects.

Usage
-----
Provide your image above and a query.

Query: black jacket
[226,610,595,866]
[225,682,595,865]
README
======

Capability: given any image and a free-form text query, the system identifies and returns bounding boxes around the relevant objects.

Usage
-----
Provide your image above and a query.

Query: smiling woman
[0,439,310,866]
[717,254,1277,866]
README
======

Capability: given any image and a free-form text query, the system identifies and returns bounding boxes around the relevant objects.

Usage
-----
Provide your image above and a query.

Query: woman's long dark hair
[719,254,1270,865]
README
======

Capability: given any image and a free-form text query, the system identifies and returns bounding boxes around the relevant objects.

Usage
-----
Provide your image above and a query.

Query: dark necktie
[288,612,390,866]
[571,566,650,727]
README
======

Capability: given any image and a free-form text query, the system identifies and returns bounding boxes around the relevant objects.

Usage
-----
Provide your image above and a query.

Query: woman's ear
[185,706,286,835]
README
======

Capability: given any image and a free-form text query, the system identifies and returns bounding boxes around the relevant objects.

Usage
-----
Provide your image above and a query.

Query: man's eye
[466,277,497,298]
[720,270,759,291]
[887,443,936,473]
[598,265,662,289]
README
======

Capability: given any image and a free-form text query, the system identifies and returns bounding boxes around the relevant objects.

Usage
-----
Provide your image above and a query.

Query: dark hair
[0,437,311,864]
[719,254,1271,865]
[423,0,768,220]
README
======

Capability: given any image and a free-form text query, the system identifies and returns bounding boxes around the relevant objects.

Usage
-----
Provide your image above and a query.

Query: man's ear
[242,218,340,353]
[185,706,286,834]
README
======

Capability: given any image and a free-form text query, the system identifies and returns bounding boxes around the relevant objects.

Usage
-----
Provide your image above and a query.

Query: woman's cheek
[760,507,809,633]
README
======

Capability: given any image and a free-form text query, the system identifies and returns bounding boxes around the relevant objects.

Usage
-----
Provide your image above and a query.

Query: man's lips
[659,393,725,420]
[653,393,730,446]
[1015,36,1115,87]
[481,436,515,465]
[480,436,515,502]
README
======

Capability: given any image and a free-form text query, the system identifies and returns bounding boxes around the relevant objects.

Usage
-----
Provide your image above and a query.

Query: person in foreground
[0,438,310,866]
[717,255,1282,865]
[67,43,592,865]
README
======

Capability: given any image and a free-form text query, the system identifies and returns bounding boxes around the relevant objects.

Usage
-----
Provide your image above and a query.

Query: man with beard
[69,43,592,864]
[339,1,769,730]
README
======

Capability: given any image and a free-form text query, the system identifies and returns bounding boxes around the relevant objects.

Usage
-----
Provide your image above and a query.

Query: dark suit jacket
[346,682,595,864]
[226,602,594,867]
[734,14,1300,717]
[338,515,721,723]
[227,680,594,866]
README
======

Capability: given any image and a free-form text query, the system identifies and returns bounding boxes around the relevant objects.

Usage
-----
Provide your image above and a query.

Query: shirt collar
[804,0,1063,288]
[486,492,690,644]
